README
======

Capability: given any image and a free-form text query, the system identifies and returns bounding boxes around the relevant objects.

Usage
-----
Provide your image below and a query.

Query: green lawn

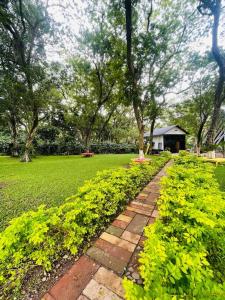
[0,154,136,230]
[215,165,225,191]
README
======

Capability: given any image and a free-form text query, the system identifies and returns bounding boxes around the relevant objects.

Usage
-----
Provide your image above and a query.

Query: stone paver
[86,246,127,274]
[83,279,122,300]
[94,267,124,298]
[123,210,136,218]
[131,201,154,210]
[116,214,132,223]
[152,209,159,218]
[95,239,132,263]
[126,206,152,216]
[112,219,128,229]
[42,161,171,300]
[136,193,148,201]
[100,232,136,252]
[106,225,124,237]
[121,230,141,244]
[43,256,99,300]
[126,214,149,235]
[148,217,155,225]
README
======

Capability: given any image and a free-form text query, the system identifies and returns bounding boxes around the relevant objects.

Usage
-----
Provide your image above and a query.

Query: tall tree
[0,0,55,161]
[123,0,191,157]
[65,1,126,149]
[198,0,225,144]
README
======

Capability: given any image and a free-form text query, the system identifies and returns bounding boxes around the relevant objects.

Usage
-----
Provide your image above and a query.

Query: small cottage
[144,125,188,153]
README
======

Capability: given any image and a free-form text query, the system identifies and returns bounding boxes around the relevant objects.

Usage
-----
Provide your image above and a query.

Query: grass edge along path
[0,152,170,299]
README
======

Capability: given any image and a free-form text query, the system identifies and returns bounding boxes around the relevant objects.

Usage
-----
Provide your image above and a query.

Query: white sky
[46,0,225,105]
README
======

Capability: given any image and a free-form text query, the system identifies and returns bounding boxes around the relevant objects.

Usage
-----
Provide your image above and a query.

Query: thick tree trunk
[21,139,32,162]
[21,132,36,162]
[133,101,145,157]
[84,131,91,151]
[125,0,145,158]
[206,103,221,145]
[11,135,19,157]
[196,122,205,155]
[21,108,39,162]
[8,114,19,157]
[204,0,225,145]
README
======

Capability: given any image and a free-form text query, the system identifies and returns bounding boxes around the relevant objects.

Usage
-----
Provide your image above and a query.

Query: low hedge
[0,152,170,298]
[124,152,225,299]
[36,142,138,155]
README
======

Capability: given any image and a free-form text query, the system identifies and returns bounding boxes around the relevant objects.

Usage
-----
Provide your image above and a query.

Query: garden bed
[124,152,225,299]
[0,152,170,299]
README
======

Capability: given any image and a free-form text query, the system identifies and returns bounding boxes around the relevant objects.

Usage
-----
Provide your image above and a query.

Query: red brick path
[42,161,171,300]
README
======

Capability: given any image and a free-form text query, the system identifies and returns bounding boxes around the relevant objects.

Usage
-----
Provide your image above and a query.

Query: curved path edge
[42,160,173,300]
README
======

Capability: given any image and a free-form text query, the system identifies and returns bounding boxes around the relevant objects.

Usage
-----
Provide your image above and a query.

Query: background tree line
[0,0,224,161]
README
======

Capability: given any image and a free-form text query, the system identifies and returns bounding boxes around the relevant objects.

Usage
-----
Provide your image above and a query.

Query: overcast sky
[46,0,225,104]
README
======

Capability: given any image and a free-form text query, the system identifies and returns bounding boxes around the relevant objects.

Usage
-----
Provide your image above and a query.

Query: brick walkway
[42,161,171,300]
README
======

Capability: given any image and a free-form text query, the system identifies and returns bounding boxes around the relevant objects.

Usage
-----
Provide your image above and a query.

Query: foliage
[0,131,11,154]
[0,0,57,161]
[36,142,137,155]
[215,165,225,191]
[0,153,170,297]
[124,153,225,299]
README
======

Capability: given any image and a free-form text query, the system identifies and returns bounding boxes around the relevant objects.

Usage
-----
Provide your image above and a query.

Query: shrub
[124,153,225,300]
[90,143,138,154]
[0,153,170,297]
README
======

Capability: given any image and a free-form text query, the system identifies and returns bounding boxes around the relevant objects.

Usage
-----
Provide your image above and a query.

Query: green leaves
[0,152,170,297]
[124,153,225,299]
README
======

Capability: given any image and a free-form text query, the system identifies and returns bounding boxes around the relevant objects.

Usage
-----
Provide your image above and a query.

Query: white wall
[152,136,164,150]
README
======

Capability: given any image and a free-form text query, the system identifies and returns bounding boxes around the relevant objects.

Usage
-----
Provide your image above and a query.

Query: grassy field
[215,165,225,191]
[0,154,136,230]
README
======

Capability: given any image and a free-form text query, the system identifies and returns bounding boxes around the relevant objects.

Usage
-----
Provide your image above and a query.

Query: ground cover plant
[0,152,170,298]
[215,165,225,192]
[124,152,225,300]
[0,154,136,230]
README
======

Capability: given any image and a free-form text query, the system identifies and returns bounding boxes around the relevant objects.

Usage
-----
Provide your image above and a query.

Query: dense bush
[0,153,170,297]
[36,142,138,155]
[124,152,225,299]
[89,143,137,154]
[0,142,138,155]
[0,132,11,154]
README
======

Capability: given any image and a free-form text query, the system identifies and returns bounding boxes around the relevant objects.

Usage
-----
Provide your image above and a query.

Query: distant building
[144,125,188,153]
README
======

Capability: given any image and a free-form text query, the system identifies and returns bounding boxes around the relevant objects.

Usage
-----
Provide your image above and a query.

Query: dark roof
[144,125,188,137]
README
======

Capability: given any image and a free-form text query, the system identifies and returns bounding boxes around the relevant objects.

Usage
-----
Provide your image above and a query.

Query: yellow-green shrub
[0,153,170,297]
[124,153,225,300]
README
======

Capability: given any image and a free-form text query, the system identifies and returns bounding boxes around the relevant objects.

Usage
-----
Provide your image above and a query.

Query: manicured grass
[215,165,225,191]
[0,154,136,230]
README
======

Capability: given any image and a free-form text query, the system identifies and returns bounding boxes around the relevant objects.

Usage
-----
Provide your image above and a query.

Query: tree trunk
[21,108,39,162]
[8,114,19,157]
[84,130,91,151]
[133,101,145,157]
[196,121,205,155]
[206,103,221,145]
[125,0,145,158]
[204,0,225,145]
[21,134,33,162]
[148,118,156,154]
